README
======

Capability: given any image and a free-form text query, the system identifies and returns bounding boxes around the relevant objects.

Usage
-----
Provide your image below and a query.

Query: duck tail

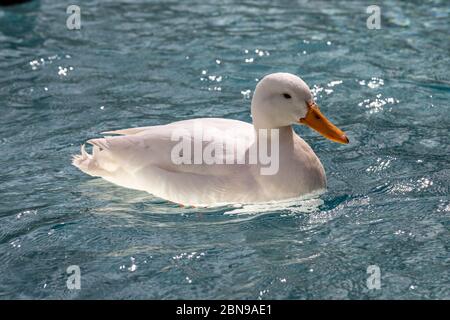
[72,143,111,177]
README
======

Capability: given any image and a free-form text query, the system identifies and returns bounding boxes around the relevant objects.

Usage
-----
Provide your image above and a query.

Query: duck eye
[282,93,292,99]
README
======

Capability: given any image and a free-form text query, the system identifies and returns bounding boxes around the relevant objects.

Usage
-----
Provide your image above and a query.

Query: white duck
[73,73,348,206]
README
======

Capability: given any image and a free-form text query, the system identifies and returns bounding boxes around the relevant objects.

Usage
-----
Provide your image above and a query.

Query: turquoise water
[0,0,449,299]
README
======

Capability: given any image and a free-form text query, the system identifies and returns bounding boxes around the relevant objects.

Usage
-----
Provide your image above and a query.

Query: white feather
[72,73,328,206]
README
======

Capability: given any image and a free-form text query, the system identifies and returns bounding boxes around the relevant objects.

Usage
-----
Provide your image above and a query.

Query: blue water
[0,0,449,299]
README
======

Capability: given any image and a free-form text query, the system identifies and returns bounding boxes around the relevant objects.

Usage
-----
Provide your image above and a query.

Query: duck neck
[250,96,295,145]
[253,125,294,148]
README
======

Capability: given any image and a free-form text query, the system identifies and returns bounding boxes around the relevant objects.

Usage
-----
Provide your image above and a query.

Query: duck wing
[72,118,258,204]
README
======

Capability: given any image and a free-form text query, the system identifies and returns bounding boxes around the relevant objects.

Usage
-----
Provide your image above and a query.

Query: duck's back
[73,118,262,205]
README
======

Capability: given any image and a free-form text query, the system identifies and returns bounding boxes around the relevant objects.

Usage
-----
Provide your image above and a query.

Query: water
[0,0,449,299]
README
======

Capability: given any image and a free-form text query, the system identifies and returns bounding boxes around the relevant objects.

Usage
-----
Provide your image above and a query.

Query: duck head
[251,72,349,144]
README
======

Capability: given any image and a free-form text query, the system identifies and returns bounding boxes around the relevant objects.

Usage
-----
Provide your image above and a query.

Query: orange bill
[299,102,349,144]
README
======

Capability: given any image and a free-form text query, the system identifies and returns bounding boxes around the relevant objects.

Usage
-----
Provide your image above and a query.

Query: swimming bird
[73,73,349,206]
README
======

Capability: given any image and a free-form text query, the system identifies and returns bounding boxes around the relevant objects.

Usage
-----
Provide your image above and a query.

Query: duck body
[73,118,326,205]
[73,73,348,206]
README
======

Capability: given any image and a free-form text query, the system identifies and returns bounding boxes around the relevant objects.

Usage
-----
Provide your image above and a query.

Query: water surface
[0,0,449,299]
